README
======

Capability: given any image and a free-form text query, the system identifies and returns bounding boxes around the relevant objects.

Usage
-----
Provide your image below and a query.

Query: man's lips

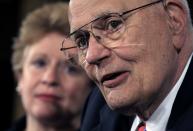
[101,71,130,88]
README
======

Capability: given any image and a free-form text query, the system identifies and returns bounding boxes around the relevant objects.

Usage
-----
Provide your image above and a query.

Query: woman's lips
[36,94,62,102]
[102,71,130,88]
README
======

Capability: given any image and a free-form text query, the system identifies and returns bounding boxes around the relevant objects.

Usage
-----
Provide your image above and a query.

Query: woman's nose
[42,67,60,87]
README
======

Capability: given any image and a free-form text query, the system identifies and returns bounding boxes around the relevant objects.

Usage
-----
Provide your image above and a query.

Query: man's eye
[105,19,123,33]
[74,31,89,50]
[75,36,88,49]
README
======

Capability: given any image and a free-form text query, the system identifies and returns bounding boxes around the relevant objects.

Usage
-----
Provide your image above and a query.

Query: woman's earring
[16,86,21,93]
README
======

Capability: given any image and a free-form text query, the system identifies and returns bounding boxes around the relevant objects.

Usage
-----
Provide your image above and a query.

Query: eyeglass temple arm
[60,46,77,51]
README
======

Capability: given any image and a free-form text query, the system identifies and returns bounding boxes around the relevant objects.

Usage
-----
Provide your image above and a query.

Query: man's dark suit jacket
[80,58,193,131]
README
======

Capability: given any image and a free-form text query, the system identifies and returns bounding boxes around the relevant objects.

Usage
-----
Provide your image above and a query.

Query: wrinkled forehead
[69,0,139,32]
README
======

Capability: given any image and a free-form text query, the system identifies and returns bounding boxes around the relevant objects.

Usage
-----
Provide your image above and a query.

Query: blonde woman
[8,2,92,131]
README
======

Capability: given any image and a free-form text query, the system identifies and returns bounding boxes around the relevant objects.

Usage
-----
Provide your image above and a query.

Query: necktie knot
[136,122,146,131]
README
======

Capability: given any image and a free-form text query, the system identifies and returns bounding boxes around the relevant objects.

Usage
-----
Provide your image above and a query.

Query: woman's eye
[64,65,81,75]
[32,59,46,68]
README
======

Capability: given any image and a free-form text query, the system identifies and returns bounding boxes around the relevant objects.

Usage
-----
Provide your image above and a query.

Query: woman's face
[18,32,90,121]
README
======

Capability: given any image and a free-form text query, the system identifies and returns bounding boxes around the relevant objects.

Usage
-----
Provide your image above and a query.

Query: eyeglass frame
[60,0,164,52]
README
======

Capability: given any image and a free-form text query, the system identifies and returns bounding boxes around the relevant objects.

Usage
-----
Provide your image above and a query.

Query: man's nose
[85,36,111,65]
[42,67,59,87]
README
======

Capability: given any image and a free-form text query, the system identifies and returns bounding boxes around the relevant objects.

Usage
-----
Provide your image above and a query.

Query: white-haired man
[63,0,193,130]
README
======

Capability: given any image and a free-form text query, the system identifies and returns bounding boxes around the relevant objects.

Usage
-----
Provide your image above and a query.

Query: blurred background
[0,0,192,130]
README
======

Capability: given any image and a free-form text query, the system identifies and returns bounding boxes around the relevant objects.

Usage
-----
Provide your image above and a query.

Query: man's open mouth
[101,71,129,88]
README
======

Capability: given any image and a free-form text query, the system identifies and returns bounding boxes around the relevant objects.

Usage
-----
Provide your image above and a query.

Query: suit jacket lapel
[166,58,193,130]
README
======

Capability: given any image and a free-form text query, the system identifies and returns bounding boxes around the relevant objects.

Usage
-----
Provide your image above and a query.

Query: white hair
[181,0,192,26]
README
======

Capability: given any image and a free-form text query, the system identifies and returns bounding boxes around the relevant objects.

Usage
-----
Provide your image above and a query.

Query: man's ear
[164,0,188,52]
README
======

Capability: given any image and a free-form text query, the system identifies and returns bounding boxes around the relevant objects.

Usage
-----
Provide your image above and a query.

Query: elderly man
[63,0,193,130]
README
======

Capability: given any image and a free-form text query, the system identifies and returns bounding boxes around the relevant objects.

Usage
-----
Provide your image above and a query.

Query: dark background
[0,0,192,130]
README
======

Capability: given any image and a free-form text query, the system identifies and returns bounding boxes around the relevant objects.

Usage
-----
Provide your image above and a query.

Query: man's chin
[106,100,137,116]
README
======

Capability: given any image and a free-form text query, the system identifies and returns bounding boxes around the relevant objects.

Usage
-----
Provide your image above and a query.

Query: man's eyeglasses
[60,0,163,56]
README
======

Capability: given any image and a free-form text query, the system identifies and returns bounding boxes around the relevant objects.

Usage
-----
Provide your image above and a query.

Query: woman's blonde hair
[12,2,69,78]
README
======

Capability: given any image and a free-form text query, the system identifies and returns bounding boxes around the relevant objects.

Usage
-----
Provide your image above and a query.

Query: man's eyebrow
[94,11,114,19]
[70,11,114,35]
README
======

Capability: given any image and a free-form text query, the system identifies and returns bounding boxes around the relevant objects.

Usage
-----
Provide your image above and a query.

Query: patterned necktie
[136,122,146,131]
